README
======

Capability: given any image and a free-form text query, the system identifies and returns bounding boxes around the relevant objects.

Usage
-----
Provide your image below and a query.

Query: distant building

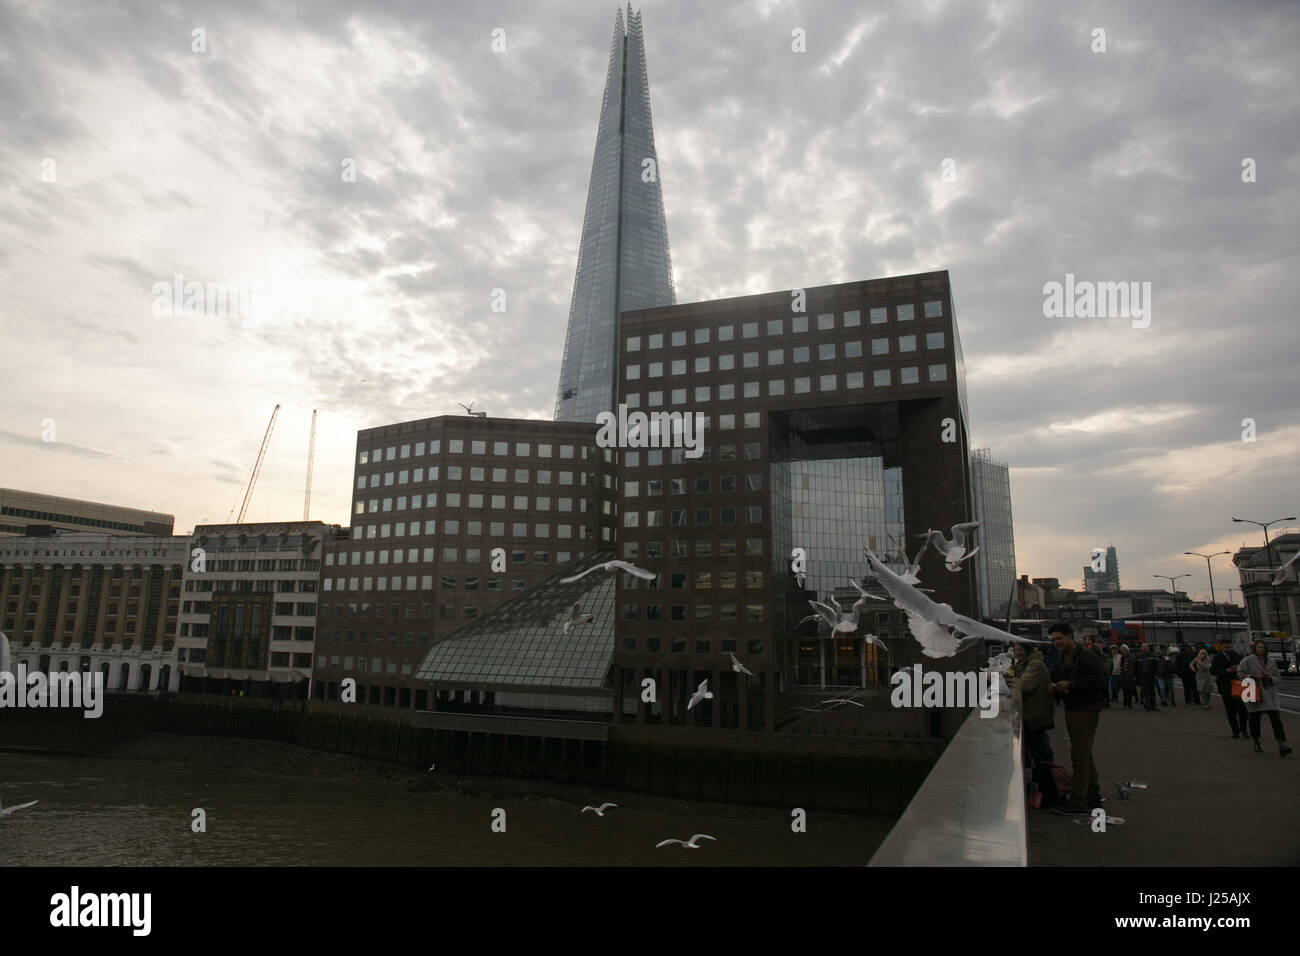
[0,488,174,538]
[177,521,339,700]
[0,532,187,692]
[1082,544,1119,592]
[1233,532,1299,636]
[970,448,1016,620]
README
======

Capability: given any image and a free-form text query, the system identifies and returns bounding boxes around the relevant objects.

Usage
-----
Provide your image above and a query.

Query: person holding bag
[1237,639,1292,757]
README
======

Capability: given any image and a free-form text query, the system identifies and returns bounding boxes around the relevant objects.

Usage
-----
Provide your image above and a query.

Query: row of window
[622,603,766,622]
[354,492,593,517]
[0,505,147,533]
[622,506,763,528]
[625,333,945,380]
[625,302,945,353]
[183,579,316,594]
[618,636,765,654]
[625,365,950,399]
[359,440,590,465]
[353,476,596,514]
[319,656,415,675]
[358,465,605,490]
[620,539,766,558]
[339,520,594,544]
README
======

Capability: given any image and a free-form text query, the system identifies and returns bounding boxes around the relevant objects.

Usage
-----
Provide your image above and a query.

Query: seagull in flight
[561,560,657,585]
[582,803,618,816]
[1254,549,1300,587]
[797,584,877,635]
[864,549,1044,658]
[916,522,981,572]
[728,652,754,677]
[687,679,713,710]
[656,834,716,849]
[563,603,595,633]
[0,798,37,818]
[847,577,887,604]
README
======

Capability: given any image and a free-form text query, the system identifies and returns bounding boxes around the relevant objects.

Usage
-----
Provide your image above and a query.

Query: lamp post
[1184,550,1230,642]
[1232,516,1296,635]
[1154,574,1190,640]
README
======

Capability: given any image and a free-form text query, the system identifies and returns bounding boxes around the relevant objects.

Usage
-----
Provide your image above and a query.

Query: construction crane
[303,409,317,521]
[228,404,280,523]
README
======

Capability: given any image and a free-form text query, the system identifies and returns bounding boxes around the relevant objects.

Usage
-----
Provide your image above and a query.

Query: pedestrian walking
[1211,641,1249,737]
[1237,640,1292,757]
[1138,643,1159,711]
[1193,648,1214,709]
[1119,651,1137,708]
[1178,643,1199,704]
[1158,647,1177,707]
[1109,644,1122,703]
[1047,623,1106,815]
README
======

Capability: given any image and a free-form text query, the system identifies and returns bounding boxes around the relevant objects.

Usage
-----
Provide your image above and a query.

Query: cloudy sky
[1,0,1296,602]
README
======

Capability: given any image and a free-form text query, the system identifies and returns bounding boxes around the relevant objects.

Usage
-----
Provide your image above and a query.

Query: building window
[924,300,943,318]
[873,369,891,386]
[926,331,945,349]
[928,363,949,381]
[899,366,919,384]
[897,303,915,321]
[899,335,917,352]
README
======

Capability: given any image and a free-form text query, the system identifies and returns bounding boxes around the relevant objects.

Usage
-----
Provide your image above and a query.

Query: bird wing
[655,839,683,847]
[581,806,595,812]
[864,553,938,620]
[4,800,37,814]
[571,603,582,616]
[939,608,1043,645]
[697,679,710,694]
[559,566,597,585]
[690,834,716,843]
[600,803,618,811]
[951,521,980,538]
[729,651,740,667]
[808,600,839,623]
[611,561,657,580]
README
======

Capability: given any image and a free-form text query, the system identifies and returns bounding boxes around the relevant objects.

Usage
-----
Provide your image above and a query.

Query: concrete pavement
[1027,683,1300,866]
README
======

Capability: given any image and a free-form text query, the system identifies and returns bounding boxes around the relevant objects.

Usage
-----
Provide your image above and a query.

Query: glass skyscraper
[970,448,1017,620]
[554,6,676,424]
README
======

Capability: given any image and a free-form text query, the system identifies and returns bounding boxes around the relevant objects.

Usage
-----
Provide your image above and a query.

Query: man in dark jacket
[1138,643,1159,710]
[1177,643,1199,704]
[1012,643,1055,802]
[1211,640,1248,738]
[1048,622,1106,815]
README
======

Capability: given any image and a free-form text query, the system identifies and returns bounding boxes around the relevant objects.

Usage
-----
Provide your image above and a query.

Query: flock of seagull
[579,801,716,849]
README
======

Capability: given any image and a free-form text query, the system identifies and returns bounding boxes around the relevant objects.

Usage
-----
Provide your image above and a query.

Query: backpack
[1032,762,1073,809]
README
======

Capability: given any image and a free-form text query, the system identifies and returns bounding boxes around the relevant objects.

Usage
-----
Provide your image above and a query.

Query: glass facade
[554,7,676,424]
[411,550,619,714]
[970,448,1016,620]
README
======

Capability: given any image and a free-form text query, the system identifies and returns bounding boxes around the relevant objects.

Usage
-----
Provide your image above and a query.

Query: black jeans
[1248,710,1287,742]
[1218,682,1248,734]
[1141,678,1157,709]
[1121,684,1135,707]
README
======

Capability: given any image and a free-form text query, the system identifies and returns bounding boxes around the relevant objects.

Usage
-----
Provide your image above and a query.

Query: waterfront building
[177,521,339,700]
[0,531,187,691]
[311,417,615,709]
[0,487,174,538]
[554,5,676,423]
[611,270,978,729]
[969,448,1016,620]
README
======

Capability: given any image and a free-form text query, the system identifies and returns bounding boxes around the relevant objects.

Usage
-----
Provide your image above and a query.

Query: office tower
[611,271,977,729]
[970,448,1017,620]
[1083,544,1119,592]
[554,5,675,424]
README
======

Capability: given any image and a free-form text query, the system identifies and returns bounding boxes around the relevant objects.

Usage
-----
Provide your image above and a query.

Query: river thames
[0,747,893,866]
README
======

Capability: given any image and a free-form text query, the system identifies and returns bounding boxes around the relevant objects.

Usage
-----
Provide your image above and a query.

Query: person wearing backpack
[1047,622,1106,815]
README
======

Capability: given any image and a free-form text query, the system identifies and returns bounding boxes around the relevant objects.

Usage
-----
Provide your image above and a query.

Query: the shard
[554,6,676,423]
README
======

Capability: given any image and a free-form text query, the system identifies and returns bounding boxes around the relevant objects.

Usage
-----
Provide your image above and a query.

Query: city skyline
[1,1,1296,603]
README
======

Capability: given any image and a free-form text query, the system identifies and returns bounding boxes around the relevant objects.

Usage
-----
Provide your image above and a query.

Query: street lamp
[1232,516,1297,635]
[1154,573,1190,639]
[1184,550,1230,642]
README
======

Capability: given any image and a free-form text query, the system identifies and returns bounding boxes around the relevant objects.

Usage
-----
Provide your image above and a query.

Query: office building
[0,532,187,692]
[312,416,616,709]
[554,5,676,423]
[177,521,338,699]
[1083,544,1119,592]
[1234,532,1299,635]
[0,487,174,538]
[610,270,978,729]
[970,448,1016,620]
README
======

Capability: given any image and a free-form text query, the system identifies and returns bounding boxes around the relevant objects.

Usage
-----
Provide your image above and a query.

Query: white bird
[864,549,1045,658]
[687,680,713,710]
[656,834,716,848]
[822,698,864,708]
[582,803,618,816]
[847,577,887,604]
[797,590,872,635]
[916,522,981,572]
[879,539,927,586]
[563,602,595,634]
[560,560,657,585]
[1254,549,1300,587]
[0,798,37,818]
[728,652,754,677]
[458,401,487,418]
[426,763,436,773]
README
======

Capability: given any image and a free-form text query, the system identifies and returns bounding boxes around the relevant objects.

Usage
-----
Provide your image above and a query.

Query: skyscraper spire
[554,6,675,423]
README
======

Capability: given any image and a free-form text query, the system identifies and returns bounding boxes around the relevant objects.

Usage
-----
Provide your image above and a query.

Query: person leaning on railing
[1011,642,1055,802]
